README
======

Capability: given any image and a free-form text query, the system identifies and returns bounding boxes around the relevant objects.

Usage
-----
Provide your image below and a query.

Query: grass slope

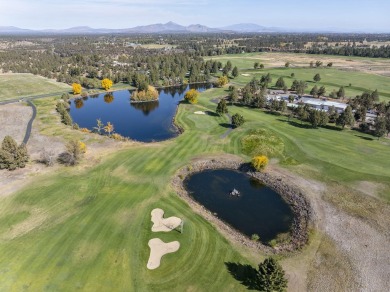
[0,81,390,290]
[0,73,71,101]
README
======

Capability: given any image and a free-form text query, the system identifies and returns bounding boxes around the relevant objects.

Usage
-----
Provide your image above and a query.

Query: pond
[69,84,211,142]
[184,169,294,243]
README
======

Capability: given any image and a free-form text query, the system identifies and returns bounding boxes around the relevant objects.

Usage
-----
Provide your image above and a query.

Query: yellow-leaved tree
[101,78,113,91]
[104,122,114,136]
[72,83,82,95]
[252,155,269,171]
[131,85,159,102]
[217,76,229,87]
[184,89,199,104]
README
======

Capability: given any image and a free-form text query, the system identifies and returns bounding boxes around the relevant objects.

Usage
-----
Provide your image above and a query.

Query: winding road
[22,100,37,144]
[0,97,38,145]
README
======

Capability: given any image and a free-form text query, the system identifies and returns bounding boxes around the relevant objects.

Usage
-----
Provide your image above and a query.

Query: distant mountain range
[0,22,283,35]
[0,22,378,35]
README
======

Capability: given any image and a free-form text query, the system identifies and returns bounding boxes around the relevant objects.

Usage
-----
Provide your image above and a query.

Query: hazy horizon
[1,0,390,33]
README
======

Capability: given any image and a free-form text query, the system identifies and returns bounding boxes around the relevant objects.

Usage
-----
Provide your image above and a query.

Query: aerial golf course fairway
[1,67,390,291]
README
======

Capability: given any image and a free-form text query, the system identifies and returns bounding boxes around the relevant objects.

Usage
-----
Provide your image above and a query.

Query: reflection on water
[69,84,211,142]
[130,100,159,116]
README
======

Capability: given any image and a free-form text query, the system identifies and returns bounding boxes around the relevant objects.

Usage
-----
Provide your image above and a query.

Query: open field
[0,73,71,101]
[207,53,390,100]
[1,57,390,290]
[206,52,390,76]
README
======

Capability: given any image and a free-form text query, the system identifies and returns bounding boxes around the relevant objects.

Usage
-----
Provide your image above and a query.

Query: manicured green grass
[1,72,389,290]
[208,53,390,101]
[0,73,71,101]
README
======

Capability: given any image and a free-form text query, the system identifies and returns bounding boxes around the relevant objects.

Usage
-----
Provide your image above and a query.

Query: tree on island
[101,78,113,91]
[231,113,245,128]
[184,89,199,104]
[131,85,159,102]
[216,99,228,115]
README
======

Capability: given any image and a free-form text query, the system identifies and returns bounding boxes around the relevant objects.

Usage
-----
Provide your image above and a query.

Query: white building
[298,97,348,113]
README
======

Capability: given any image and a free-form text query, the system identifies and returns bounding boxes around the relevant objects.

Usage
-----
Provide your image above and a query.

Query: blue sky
[1,0,389,32]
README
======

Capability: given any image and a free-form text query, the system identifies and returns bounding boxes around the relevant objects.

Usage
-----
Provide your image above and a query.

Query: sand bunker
[241,73,250,76]
[147,238,180,270]
[151,208,182,232]
[194,111,206,115]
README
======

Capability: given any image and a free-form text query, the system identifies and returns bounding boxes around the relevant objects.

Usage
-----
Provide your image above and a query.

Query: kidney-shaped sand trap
[151,208,182,232]
[147,238,180,270]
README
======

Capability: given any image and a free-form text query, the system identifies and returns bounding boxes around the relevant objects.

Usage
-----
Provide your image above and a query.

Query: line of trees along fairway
[227,74,390,137]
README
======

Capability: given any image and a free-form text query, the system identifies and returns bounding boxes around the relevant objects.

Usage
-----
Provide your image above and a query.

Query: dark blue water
[184,169,293,242]
[69,84,211,142]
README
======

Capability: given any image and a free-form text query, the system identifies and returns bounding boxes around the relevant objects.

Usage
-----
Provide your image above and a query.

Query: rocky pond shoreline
[172,157,313,253]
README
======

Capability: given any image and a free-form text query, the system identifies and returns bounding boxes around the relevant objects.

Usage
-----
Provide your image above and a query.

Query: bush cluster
[0,136,29,170]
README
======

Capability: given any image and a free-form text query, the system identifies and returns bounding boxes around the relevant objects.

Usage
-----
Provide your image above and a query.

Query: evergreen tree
[337,106,355,128]
[310,85,318,97]
[255,257,288,292]
[216,99,228,115]
[275,77,286,89]
[374,116,387,140]
[231,113,245,128]
[337,86,345,99]
[313,73,321,82]
[232,66,239,78]
[318,86,326,97]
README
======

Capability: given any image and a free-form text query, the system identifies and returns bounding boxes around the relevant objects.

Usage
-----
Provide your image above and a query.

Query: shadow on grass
[276,119,312,129]
[219,123,232,129]
[322,124,343,131]
[225,262,258,290]
[205,110,219,117]
[355,135,375,141]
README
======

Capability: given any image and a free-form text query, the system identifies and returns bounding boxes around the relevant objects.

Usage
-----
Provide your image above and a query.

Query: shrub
[252,155,269,171]
[58,140,85,166]
[0,136,29,170]
[79,141,87,153]
[39,149,56,166]
[80,128,91,133]
[251,234,260,241]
